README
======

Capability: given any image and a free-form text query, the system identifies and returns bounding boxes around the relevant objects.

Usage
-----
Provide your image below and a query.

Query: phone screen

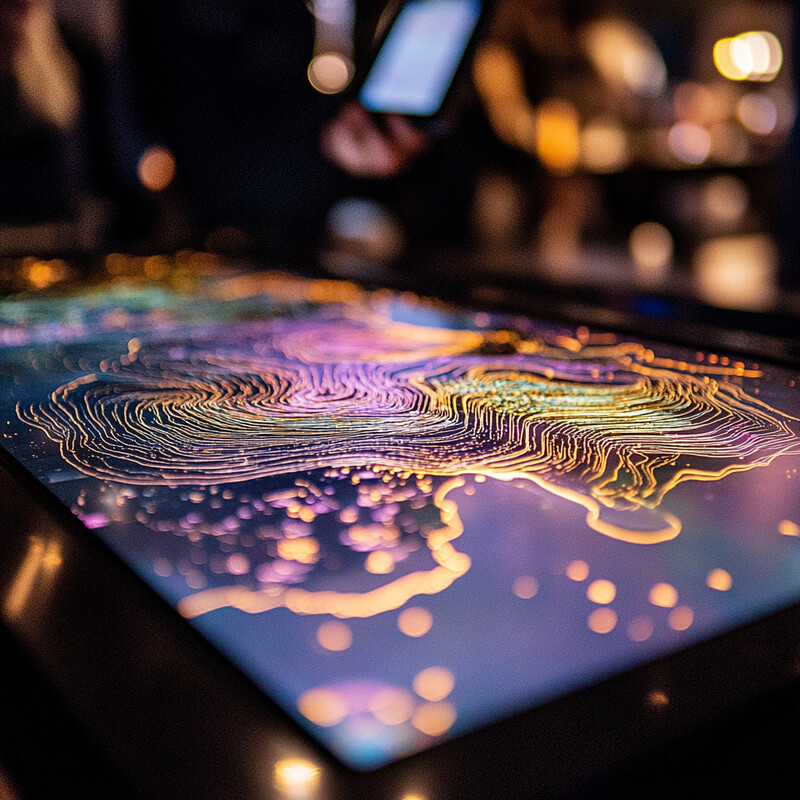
[1,270,800,771]
[359,0,483,116]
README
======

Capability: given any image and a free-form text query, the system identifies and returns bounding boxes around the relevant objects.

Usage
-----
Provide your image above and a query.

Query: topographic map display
[1,267,799,767]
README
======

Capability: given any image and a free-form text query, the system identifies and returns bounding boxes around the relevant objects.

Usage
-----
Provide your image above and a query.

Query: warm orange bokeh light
[587,607,617,634]
[411,701,457,736]
[413,667,455,702]
[316,620,352,651]
[648,582,678,608]
[586,579,617,605]
[297,688,348,727]
[565,560,590,582]
[137,146,176,192]
[398,606,434,637]
[706,568,733,592]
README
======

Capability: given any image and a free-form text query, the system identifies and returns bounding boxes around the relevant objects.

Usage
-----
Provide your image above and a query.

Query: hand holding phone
[322,100,431,178]
[356,0,487,133]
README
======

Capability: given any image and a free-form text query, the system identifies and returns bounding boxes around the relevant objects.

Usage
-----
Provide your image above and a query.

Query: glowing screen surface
[1,270,799,769]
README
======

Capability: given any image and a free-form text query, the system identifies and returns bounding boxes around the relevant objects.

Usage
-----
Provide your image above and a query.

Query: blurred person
[122,0,449,261]
[0,0,83,230]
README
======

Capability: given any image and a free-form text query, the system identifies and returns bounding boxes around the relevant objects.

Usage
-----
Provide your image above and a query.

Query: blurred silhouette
[121,0,470,260]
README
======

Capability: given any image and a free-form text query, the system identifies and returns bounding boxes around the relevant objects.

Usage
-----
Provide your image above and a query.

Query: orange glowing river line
[178,477,471,620]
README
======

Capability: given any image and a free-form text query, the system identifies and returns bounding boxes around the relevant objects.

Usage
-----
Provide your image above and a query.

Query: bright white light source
[713,31,782,82]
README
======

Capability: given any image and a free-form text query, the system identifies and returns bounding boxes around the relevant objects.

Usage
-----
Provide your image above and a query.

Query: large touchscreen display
[1,269,799,769]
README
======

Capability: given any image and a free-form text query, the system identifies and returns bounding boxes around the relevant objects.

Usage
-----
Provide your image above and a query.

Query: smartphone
[357,0,487,131]
[1,264,800,798]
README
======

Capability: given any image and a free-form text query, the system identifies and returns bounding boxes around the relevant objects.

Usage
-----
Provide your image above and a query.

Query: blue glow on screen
[360,0,482,116]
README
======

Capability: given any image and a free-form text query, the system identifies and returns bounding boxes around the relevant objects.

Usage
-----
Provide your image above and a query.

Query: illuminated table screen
[1,271,799,769]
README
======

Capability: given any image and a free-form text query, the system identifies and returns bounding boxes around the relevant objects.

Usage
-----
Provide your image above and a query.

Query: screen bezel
[1,267,800,799]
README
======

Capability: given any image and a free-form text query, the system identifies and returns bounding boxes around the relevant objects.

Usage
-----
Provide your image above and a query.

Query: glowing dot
[627,616,655,642]
[316,620,352,652]
[629,222,673,281]
[398,607,433,638]
[648,690,670,708]
[226,553,250,575]
[370,688,415,725]
[588,607,617,634]
[413,667,455,702]
[365,550,395,574]
[737,93,778,135]
[668,605,694,631]
[706,568,733,592]
[649,582,678,608]
[536,98,580,174]
[565,560,589,581]
[308,52,353,94]
[668,122,711,165]
[297,688,348,727]
[580,118,630,173]
[153,557,173,577]
[277,537,320,564]
[714,32,782,82]
[586,579,617,605]
[411,701,457,737]
[274,759,321,794]
[694,234,778,312]
[703,175,749,224]
[339,506,359,524]
[512,575,539,599]
[778,520,800,537]
[137,146,176,191]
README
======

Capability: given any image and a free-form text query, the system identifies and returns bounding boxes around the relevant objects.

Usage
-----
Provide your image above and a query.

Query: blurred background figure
[0,0,83,249]
[0,0,798,314]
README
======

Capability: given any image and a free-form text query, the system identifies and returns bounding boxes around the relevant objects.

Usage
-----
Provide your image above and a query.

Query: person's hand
[321,100,430,179]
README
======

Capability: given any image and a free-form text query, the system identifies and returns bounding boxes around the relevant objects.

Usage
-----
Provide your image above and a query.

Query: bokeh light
[587,607,617,634]
[714,32,782,82]
[694,234,778,311]
[778,520,800,537]
[648,582,678,608]
[629,222,673,282]
[411,701,457,736]
[668,122,711,165]
[137,146,176,192]
[736,92,778,135]
[512,575,539,599]
[627,616,655,642]
[297,687,348,727]
[413,667,455,702]
[702,175,749,225]
[565,560,590,582]
[535,98,580,174]
[369,687,415,725]
[580,118,630,173]
[397,607,434,637]
[308,52,353,94]
[586,579,617,605]
[274,759,321,797]
[316,620,353,651]
[668,605,694,631]
[706,568,733,592]
[580,18,667,97]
